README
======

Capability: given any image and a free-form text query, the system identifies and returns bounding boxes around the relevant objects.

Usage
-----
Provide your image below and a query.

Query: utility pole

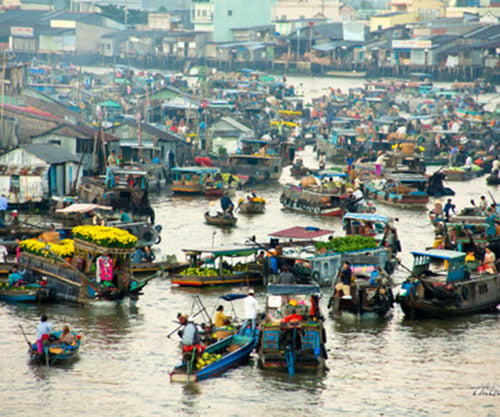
[0,48,7,133]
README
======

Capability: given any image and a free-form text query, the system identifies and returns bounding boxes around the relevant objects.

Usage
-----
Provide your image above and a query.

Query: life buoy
[155,235,162,244]
[461,285,469,300]
[384,261,395,275]
[312,271,321,283]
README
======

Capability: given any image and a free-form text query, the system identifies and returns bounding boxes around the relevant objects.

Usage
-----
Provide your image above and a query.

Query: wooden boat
[328,271,394,319]
[290,165,310,178]
[29,330,81,364]
[171,166,225,197]
[258,284,327,375]
[131,260,188,276]
[237,198,265,214]
[171,246,264,287]
[170,333,257,382]
[486,174,500,186]
[0,282,52,303]
[280,171,351,217]
[327,70,367,78]
[442,166,482,181]
[228,137,282,184]
[19,226,153,304]
[78,166,153,217]
[396,249,500,319]
[363,173,429,208]
[204,212,237,227]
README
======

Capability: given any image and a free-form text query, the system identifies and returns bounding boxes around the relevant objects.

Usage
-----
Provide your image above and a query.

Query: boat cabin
[343,213,389,240]
[171,245,264,286]
[170,166,222,195]
[411,249,466,283]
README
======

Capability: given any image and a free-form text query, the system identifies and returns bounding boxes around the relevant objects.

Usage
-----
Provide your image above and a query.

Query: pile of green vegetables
[315,235,378,253]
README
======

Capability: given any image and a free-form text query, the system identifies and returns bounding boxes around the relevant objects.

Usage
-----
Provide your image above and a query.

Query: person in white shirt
[36,315,53,354]
[0,244,8,263]
[352,187,365,211]
[464,155,472,170]
[241,288,259,335]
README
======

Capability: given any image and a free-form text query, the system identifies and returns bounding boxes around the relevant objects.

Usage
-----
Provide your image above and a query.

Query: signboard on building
[392,39,432,49]
[11,27,34,38]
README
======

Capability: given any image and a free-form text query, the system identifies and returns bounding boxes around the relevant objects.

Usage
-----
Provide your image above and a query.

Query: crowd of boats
[1,65,500,379]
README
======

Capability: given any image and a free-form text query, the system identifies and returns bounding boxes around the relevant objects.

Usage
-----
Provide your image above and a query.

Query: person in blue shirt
[0,194,7,223]
[8,266,25,287]
[120,210,132,223]
[220,193,234,218]
[131,248,144,264]
[443,199,456,222]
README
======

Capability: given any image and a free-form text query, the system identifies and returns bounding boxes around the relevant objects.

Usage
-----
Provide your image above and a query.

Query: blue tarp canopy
[343,213,389,223]
[411,249,466,261]
[267,284,320,295]
[182,245,258,258]
[220,294,248,301]
[171,166,220,174]
[315,170,348,178]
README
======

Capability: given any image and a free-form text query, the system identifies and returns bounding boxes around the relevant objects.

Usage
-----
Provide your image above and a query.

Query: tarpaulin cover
[269,226,333,239]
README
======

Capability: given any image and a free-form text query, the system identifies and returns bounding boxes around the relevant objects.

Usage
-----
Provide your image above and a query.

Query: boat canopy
[343,213,389,224]
[171,166,220,174]
[182,245,258,258]
[411,249,465,282]
[56,203,113,213]
[387,173,428,183]
[220,294,249,301]
[267,284,320,295]
[108,166,148,176]
[315,170,349,178]
[268,226,334,239]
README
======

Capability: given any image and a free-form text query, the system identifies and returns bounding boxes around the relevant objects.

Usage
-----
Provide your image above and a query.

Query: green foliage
[315,235,378,253]
[98,5,148,25]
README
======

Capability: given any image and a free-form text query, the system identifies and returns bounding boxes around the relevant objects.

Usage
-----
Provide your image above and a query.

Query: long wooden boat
[328,273,394,319]
[280,172,350,216]
[442,166,482,181]
[396,249,500,319]
[258,284,327,375]
[29,330,81,364]
[486,174,500,185]
[0,283,52,303]
[171,166,225,197]
[170,333,257,382]
[171,246,264,287]
[204,212,237,227]
[363,173,429,208]
[19,227,151,304]
[237,198,265,214]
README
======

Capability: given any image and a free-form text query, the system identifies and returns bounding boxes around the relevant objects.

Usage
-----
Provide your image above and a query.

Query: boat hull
[171,273,262,287]
[170,334,257,382]
[397,274,500,319]
[204,212,237,227]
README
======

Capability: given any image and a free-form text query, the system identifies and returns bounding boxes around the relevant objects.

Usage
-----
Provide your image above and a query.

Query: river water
[2,76,500,416]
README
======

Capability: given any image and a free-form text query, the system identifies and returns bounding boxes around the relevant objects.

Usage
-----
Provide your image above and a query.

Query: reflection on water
[2,84,500,414]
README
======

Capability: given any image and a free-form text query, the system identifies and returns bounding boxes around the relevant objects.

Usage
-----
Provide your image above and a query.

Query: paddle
[19,324,32,349]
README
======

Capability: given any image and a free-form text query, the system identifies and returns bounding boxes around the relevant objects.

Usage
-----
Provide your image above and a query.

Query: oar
[19,324,32,349]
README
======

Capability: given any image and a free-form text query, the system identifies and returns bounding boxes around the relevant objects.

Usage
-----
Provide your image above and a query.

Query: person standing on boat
[220,192,234,219]
[352,186,365,212]
[178,314,201,349]
[335,262,352,297]
[443,199,456,222]
[0,194,8,225]
[36,315,53,354]
[241,289,259,334]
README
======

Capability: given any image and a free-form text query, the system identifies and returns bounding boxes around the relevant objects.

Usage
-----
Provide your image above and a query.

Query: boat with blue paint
[169,332,257,382]
[396,249,500,319]
[258,284,326,375]
[29,330,81,364]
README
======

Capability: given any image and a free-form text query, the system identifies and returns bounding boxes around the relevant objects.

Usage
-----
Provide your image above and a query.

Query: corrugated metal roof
[21,144,79,164]
[269,226,334,239]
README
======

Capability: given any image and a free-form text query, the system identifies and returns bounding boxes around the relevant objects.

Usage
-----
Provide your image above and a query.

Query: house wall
[213,0,273,42]
[370,12,416,31]
[76,22,116,54]
[272,0,340,22]
[192,0,214,32]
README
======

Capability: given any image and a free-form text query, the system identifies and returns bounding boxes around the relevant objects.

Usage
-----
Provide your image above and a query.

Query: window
[228,9,232,16]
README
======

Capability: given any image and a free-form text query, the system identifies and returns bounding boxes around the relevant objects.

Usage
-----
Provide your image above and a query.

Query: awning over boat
[56,203,113,213]
[411,249,466,260]
[181,246,258,257]
[269,226,334,239]
[220,294,248,301]
[171,166,220,174]
[343,213,389,223]
[267,284,321,295]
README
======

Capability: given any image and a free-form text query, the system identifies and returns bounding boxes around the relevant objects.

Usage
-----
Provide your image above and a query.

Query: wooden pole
[0,48,7,134]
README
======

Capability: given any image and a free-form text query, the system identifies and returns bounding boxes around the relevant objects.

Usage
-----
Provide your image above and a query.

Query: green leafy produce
[315,235,378,253]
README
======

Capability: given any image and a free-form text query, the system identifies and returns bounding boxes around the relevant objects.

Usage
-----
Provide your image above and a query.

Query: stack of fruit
[195,352,222,369]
